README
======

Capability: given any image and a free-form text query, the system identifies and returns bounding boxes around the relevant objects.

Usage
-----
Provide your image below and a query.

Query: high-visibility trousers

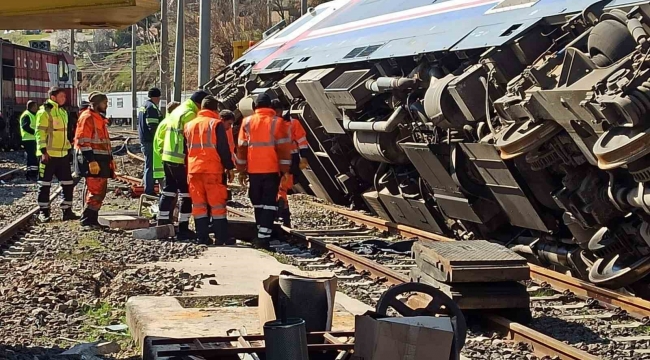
[188,173,227,221]
[85,177,108,211]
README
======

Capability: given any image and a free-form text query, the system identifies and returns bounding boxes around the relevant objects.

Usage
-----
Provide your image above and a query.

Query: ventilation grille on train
[266,58,291,70]
[343,44,383,59]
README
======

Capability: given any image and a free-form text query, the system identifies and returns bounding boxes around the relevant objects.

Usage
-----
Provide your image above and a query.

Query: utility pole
[173,0,184,102]
[161,0,170,112]
[233,0,238,26]
[132,24,137,131]
[69,30,75,57]
[301,0,308,15]
[198,0,211,87]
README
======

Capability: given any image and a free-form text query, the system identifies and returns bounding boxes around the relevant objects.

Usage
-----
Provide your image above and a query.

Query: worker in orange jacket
[184,96,235,245]
[236,94,292,248]
[74,92,115,229]
[271,100,309,227]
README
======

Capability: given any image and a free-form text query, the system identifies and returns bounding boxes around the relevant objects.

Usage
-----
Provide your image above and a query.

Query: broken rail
[299,202,601,360]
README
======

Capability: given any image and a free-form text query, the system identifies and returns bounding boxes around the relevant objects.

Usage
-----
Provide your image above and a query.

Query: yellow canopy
[0,0,159,29]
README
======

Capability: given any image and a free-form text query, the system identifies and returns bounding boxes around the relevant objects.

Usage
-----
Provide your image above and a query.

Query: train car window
[108,98,113,107]
[117,98,123,108]
[58,60,69,82]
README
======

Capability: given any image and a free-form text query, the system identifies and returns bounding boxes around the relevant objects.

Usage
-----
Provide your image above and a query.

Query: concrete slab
[144,245,295,296]
[130,245,375,354]
[127,295,358,353]
[99,215,149,230]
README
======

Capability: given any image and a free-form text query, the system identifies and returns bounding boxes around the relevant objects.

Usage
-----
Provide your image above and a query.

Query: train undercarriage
[205,1,650,296]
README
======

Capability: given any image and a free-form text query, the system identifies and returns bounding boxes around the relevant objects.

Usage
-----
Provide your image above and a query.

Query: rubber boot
[195,217,212,245]
[212,218,232,246]
[62,208,81,221]
[176,221,197,240]
[281,207,292,228]
[80,208,108,229]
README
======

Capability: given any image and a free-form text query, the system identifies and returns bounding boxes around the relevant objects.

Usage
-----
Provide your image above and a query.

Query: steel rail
[306,202,600,360]
[0,186,62,247]
[0,166,26,180]
[314,201,650,319]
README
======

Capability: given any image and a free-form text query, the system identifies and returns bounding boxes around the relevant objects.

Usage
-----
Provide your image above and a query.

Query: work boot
[62,208,81,221]
[195,217,212,246]
[80,208,108,230]
[176,222,197,241]
[279,207,291,228]
[252,237,270,250]
[37,210,51,223]
[212,218,231,246]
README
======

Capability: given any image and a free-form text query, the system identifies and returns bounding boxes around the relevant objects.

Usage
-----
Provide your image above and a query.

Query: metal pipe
[131,24,137,131]
[342,106,406,132]
[365,77,417,93]
[173,0,184,102]
[198,0,211,87]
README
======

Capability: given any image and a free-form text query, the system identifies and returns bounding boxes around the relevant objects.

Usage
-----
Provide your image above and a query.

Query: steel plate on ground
[413,240,530,283]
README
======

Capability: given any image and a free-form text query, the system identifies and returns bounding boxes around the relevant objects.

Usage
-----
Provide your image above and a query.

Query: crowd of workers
[20,86,310,248]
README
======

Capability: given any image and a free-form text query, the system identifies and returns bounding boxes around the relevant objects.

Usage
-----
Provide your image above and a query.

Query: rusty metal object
[593,126,650,170]
[495,120,563,160]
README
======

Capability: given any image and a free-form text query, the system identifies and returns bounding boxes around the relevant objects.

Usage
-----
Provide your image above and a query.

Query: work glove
[89,161,100,175]
[299,157,309,170]
[280,173,291,188]
[238,172,249,187]
[227,169,235,184]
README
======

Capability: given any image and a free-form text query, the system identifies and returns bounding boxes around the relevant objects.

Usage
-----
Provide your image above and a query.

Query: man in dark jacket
[20,100,39,180]
[138,87,163,195]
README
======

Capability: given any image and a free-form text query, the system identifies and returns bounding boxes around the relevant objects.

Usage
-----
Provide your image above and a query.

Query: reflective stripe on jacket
[289,118,309,155]
[75,109,112,157]
[162,99,199,164]
[35,99,70,157]
[184,109,234,174]
[20,110,36,141]
[236,108,292,174]
[153,117,170,179]
[74,108,113,178]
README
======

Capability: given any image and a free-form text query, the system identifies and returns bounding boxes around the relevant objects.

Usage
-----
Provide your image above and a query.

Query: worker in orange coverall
[271,99,309,228]
[184,96,235,245]
[74,92,115,229]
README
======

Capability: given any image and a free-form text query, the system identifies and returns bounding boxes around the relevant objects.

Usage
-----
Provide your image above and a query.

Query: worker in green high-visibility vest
[20,100,39,181]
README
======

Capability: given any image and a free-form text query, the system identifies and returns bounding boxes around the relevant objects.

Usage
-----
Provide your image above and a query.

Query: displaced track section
[286,204,632,360]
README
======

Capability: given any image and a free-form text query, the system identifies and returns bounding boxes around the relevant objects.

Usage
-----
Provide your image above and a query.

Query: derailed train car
[205,0,650,294]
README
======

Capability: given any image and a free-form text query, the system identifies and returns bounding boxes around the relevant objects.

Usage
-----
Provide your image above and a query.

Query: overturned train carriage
[206,0,650,294]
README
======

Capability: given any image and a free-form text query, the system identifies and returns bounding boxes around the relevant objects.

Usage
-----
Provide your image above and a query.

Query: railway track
[270,203,650,359]
[0,166,61,261]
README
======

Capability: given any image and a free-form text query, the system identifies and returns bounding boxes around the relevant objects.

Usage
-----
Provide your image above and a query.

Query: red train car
[0,39,79,150]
